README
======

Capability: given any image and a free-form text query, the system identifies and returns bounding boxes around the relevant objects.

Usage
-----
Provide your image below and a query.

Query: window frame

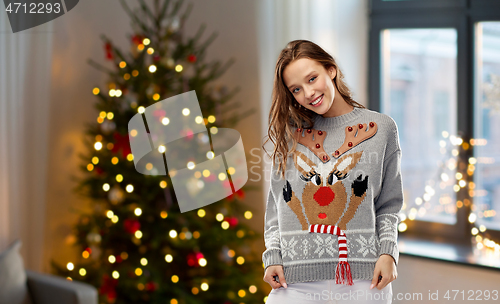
[371,0,467,11]
[368,0,500,245]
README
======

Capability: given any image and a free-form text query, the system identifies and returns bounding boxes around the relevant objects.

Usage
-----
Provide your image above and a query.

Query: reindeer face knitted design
[284,122,377,285]
[262,107,403,286]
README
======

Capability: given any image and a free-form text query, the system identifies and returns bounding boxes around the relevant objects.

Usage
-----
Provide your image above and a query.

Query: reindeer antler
[333,122,378,158]
[293,128,331,163]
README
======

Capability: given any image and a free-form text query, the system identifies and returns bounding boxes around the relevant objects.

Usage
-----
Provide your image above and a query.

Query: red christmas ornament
[225,217,239,227]
[123,218,140,234]
[104,42,113,61]
[131,34,144,45]
[95,166,104,175]
[187,252,206,267]
[187,54,197,63]
[115,256,123,263]
[236,189,245,199]
[145,281,157,291]
[153,54,161,62]
[119,84,127,91]
[99,274,118,302]
[227,189,245,201]
[111,132,132,159]
[186,252,197,267]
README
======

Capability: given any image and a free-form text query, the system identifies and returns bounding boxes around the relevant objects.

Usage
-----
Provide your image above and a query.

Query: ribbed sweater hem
[283,261,376,285]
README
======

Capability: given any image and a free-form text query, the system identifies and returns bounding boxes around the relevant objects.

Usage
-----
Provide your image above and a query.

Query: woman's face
[282,58,337,115]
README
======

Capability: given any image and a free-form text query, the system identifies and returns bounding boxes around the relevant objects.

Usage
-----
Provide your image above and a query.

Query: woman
[261,40,403,304]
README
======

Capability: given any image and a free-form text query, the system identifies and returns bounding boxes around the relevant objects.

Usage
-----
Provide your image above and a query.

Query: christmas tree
[50,0,266,303]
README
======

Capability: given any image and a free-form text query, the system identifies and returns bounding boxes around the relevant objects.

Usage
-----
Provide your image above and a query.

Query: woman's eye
[292,76,316,94]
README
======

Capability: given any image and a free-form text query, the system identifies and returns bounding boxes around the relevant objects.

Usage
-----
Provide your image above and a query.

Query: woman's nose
[304,87,314,100]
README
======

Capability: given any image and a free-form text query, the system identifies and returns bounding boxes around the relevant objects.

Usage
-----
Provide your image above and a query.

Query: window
[389,89,405,143]
[381,28,458,226]
[434,90,451,139]
[474,22,500,232]
[369,0,500,251]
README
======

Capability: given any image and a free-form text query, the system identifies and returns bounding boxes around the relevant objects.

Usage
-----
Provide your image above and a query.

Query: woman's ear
[329,67,337,80]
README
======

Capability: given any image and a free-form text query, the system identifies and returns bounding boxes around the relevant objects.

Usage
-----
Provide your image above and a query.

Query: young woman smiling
[262,40,402,304]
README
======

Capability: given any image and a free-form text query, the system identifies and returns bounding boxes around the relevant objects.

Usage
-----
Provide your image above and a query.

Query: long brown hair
[262,40,366,179]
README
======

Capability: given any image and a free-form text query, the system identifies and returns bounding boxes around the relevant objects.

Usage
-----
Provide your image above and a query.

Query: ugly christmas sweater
[262,106,403,286]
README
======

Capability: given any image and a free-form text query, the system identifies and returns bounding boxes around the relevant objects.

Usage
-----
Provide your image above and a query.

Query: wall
[394,255,500,303]
[0,8,53,272]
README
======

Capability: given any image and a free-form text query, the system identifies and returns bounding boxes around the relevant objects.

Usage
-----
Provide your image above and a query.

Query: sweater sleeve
[374,120,404,267]
[262,164,283,271]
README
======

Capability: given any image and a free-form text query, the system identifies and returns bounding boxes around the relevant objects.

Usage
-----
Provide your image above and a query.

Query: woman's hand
[370,254,397,290]
[263,265,288,290]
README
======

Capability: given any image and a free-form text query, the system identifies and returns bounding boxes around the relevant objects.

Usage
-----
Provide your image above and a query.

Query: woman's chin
[313,101,331,115]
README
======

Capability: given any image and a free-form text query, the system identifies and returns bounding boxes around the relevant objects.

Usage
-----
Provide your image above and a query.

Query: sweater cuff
[262,248,283,270]
[379,240,399,267]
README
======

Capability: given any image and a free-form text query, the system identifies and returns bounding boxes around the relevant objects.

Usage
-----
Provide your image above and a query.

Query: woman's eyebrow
[287,71,316,89]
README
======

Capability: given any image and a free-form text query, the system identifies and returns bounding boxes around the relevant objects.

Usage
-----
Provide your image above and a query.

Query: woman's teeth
[311,95,323,105]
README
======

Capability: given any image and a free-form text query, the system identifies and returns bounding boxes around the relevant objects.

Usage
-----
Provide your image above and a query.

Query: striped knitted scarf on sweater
[309,224,353,286]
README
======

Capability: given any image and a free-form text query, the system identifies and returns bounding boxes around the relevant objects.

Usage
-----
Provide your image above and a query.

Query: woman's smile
[310,94,324,107]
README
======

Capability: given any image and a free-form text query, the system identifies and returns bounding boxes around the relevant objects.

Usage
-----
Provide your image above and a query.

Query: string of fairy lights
[397,130,500,257]
[64,36,263,302]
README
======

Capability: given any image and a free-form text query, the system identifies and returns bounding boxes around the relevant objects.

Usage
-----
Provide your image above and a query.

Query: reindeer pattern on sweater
[262,107,403,284]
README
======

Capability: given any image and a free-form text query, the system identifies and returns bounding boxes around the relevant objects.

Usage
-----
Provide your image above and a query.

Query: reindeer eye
[327,171,346,185]
[328,173,334,185]
[333,169,348,181]
[300,171,321,185]
[311,174,321,186]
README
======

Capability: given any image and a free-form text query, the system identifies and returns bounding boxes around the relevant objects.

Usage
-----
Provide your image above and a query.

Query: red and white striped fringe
[309,224,354,286]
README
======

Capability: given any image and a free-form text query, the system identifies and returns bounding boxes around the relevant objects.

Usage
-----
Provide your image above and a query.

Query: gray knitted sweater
[262,106,403,285]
